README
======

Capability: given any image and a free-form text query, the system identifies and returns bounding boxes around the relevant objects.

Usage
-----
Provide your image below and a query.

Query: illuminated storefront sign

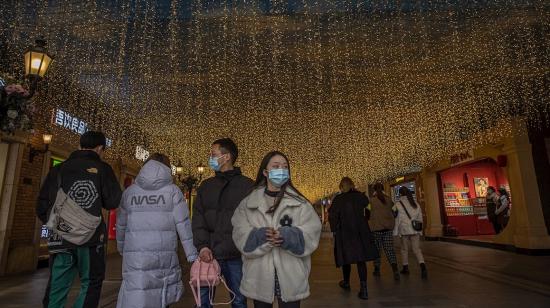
[135,145,150,161]
[450,150,474,166]
[52,109,113,147]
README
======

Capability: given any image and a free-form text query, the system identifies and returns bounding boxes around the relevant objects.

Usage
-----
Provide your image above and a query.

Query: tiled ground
[1,237,549,307]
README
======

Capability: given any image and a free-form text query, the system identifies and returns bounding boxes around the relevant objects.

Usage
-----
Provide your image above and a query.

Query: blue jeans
[199,257,247,308]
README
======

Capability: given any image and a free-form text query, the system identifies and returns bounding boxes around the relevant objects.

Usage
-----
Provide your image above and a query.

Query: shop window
[439,159,511,237]
[391,181,417,203]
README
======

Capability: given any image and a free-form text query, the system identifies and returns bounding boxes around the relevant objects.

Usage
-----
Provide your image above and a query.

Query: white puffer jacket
[116,160,198,308]
[231,187,322,303]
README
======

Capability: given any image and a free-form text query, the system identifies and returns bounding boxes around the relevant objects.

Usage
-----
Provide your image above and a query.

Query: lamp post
[196,163,205,185]
[176,164,184,178]
[24,38,53,97]
[29,132,53,162]
[175,162,198,197]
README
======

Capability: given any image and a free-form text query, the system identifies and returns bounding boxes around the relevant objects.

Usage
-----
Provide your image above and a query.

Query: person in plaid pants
[369,183,400,280]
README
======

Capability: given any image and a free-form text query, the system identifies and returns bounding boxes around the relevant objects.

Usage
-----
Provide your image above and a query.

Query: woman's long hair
[252,151,308,214]
[373,182,386,204]
[399,186,418,208]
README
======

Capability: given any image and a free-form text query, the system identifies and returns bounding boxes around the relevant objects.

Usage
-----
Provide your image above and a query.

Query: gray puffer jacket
[116,160,198,308]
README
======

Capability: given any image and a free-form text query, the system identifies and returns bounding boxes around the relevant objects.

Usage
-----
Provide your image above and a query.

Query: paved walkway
[1,238,550,307]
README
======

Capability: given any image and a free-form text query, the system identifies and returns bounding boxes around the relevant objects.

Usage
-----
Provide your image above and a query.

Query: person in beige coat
[232,151,322,308]
[369,183,399,281]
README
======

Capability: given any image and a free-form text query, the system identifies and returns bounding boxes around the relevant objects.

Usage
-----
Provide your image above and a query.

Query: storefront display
[392,181,417,203]
[439,159,511,236]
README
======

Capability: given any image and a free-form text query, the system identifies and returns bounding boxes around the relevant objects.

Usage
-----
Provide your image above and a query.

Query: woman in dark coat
[329,177,378,300]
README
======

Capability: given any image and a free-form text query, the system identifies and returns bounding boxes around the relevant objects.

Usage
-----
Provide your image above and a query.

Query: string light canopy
[1,1,548,200]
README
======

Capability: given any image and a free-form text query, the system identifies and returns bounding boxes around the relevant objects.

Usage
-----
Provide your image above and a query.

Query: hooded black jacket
[36,150,122,251]
[192,167,254,260]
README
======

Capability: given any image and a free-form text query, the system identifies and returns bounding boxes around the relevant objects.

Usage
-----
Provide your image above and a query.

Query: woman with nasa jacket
[116,153,198,308]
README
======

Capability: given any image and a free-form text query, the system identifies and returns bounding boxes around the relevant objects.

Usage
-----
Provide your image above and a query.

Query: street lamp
[24,38,53,97]
[176,164,184,176]
[43,133,53,145]
[196,163,205,184]
[29,132,53,162]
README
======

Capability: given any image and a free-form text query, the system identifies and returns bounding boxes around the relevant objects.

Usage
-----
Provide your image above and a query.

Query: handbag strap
[399,201,413,220]
[190,261,203,307]
[190,277,201,307]
[211,276,236,306]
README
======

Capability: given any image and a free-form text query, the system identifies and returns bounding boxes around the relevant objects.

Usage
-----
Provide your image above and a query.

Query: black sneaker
[358,281,368,300]
[391,263,400,281]
[339,280,351,290]
[420,263,428,279]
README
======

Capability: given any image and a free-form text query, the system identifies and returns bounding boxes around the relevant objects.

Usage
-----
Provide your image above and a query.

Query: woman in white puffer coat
[231,151,322,308]
[116,153,198,308]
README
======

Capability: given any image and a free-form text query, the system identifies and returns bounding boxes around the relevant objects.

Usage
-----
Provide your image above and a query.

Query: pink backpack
[189,259,235,307]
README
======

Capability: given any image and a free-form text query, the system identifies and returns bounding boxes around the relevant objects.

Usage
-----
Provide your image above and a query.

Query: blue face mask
[268,168,289,187]
[209,156,222,172]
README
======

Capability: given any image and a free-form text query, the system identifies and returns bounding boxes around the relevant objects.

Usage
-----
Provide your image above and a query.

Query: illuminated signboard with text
[52,109,113,147]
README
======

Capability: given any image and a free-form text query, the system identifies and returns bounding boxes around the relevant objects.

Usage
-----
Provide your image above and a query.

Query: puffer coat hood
[116,160,198,308]
[135,159,173,190]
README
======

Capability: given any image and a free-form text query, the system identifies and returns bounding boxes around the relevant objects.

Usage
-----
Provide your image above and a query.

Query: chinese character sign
[40,225,50,239]
[52,109,114,147]
[450,150,474,166]
[54,109,65,126]
[53,108,88,135]
[135,145,150,161]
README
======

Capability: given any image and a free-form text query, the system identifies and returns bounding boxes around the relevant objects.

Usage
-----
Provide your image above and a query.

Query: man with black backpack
[36,131,122,308]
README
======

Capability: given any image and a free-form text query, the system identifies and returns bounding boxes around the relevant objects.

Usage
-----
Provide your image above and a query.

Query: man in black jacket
[36,131,122,308]
[192,138,254,308]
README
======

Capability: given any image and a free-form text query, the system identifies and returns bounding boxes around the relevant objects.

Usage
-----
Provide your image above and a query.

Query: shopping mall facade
[384,120,550,254]
[1,117,549,276]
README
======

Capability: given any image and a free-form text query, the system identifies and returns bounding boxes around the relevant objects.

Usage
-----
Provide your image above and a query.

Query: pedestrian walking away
[192,138,254,308]
[393,186,428,279]
[116,153,198,308]
[36,131,122,308]
[369,183,400,281]
[232,151,322,308]
[329,177,379,300]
